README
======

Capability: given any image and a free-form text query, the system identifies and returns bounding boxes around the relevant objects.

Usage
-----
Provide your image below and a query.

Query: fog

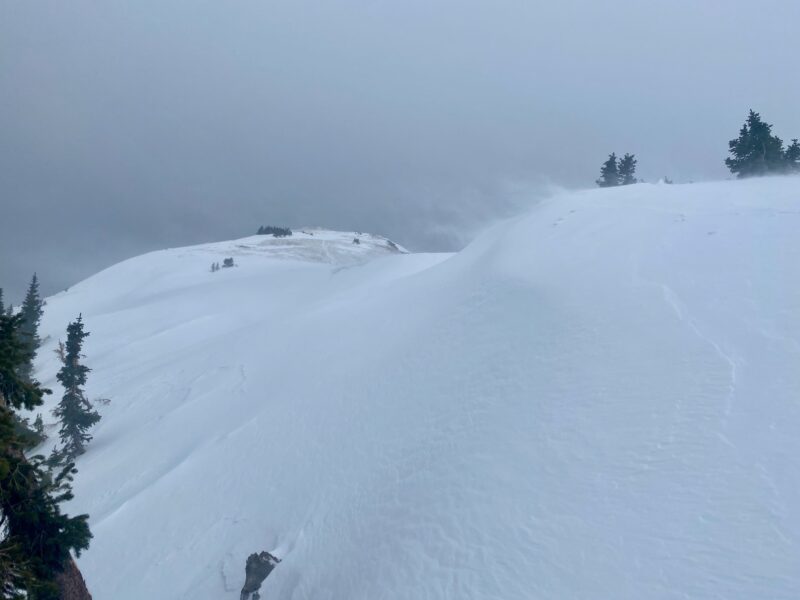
[2,0,799,301]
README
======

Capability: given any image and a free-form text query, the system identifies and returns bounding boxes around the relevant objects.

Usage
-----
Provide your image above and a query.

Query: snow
[32,179,800,599]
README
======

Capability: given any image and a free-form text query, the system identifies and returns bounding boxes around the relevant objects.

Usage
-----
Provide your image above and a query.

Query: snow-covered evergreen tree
[53,316,100,460]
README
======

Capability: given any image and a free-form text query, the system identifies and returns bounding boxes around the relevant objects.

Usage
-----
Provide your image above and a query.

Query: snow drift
[32,180,800,599]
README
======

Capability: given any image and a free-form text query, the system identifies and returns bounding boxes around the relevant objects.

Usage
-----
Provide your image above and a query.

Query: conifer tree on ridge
[618,153,638,185]
[596,153,620,187]
[18,274,44,382]
[784,139,800,173]
[53,315,100,461]
[725,109,789,177]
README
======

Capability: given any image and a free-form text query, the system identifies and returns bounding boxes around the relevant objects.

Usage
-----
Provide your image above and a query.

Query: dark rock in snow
[240,551,281,600]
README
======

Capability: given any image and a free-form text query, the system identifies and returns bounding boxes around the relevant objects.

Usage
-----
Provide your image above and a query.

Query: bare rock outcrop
[55,557,92,600]
[240,551,280,600]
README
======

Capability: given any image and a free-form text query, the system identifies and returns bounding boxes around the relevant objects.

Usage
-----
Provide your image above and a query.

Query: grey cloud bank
[2,0,799,301]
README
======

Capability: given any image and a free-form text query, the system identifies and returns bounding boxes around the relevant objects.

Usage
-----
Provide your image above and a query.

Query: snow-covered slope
[34,179,800,599]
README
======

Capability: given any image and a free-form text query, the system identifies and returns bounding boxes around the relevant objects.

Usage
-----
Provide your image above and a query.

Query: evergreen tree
[0,288,4,316]
[596,153,620,187]
[34,413,45,440]
[725,110,788,177]
[18,274,44,382]
[0,312,92,598]
[785,139,800,173]
[618,153,638,185]
[53,316,100,461]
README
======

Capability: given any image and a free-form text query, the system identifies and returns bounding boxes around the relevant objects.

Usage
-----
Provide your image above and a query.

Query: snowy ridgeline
[32,178,800,599]
[204,228,407,268]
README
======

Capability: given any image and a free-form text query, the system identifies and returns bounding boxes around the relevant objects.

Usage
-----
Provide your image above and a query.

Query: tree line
[596,109,800,186]
[1,274,98,598]
[255,225,292,237]
[725,110,800,177]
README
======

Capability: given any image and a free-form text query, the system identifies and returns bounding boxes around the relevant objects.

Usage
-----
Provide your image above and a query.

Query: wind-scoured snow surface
[33,181,800,599]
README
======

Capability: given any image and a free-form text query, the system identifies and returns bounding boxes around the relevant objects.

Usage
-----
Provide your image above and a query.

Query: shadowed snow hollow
[33,181,800,599]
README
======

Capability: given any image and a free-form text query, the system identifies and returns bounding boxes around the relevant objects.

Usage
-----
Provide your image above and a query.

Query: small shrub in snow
[222,258,235,268]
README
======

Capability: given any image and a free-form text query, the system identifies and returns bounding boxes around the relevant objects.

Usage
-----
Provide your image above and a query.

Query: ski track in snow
[28,180,800,599]
[644,277,739,430]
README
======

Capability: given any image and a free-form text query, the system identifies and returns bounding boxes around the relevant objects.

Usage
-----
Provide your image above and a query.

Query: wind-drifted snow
[33,180,800,599]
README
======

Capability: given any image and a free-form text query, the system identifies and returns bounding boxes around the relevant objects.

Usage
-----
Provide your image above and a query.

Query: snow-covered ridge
[34,178,800,599]
[192,228,408,266]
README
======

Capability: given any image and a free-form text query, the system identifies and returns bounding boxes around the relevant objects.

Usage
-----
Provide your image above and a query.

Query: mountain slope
[34,180,800,599]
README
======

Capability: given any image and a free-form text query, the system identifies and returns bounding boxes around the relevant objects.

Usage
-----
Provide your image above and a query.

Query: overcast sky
[2,0,799,302]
